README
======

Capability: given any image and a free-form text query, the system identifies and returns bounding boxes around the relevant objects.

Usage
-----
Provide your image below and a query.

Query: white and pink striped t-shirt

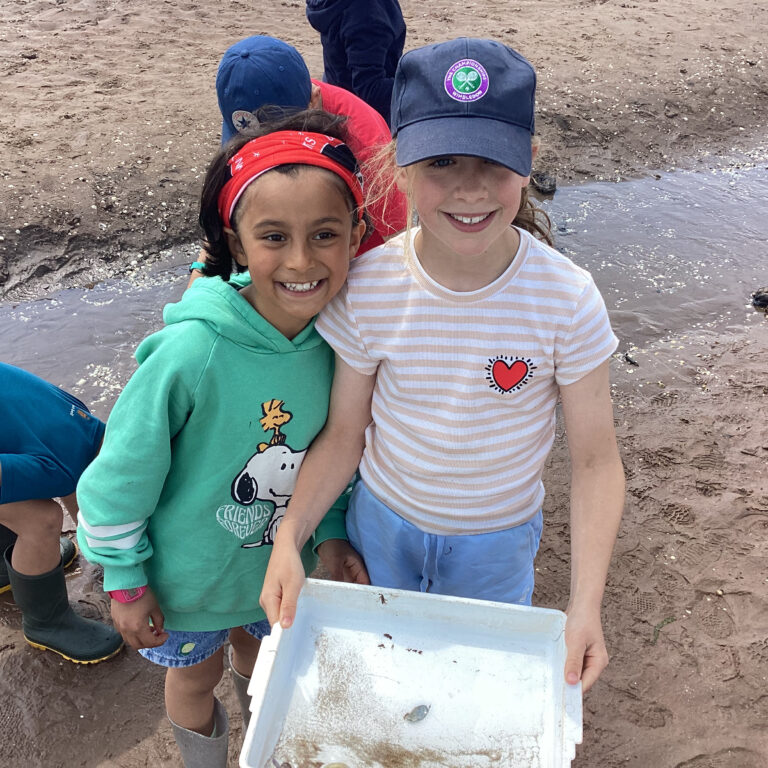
[316,228,619,535]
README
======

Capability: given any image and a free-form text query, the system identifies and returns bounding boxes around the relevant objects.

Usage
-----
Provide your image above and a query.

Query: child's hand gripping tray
[240,579,582,768]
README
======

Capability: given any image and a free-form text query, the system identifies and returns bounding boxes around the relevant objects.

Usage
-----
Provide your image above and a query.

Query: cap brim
[395,116,533,177]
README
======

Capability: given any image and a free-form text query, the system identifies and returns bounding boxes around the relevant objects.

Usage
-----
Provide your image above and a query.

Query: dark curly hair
[198,109,370,281]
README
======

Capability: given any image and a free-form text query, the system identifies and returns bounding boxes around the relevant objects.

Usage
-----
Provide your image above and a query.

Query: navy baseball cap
[216,36,312,144]
[391,38,536,177]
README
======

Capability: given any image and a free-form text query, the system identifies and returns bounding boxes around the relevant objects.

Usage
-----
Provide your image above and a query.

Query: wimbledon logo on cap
[444,59,489,102]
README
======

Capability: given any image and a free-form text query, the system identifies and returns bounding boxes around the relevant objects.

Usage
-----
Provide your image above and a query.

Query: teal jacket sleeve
[311,474,357,551]
[228,271,252,289]
[76,325,209,592]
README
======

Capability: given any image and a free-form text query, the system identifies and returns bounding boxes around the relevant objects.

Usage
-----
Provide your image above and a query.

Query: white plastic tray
[241,579,582,768]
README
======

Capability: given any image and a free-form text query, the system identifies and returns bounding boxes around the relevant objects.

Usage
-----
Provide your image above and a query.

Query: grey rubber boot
[229,645,252,729]
[0,534,76,594]
[169,696,229,768]
[3,545,123,663]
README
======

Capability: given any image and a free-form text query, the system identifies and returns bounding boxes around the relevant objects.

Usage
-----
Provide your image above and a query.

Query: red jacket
[316,80,408,254]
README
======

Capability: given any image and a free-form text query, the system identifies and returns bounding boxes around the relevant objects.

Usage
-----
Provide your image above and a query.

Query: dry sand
[1,0,766,296]
[0,1,767,767]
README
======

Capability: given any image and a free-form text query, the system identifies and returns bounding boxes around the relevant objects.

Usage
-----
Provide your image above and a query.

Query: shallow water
[0,247,192,417]
[0,166,765,409]
[540,164,767,349]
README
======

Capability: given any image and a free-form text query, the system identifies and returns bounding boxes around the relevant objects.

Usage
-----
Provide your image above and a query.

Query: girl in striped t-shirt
[262,38,624,694]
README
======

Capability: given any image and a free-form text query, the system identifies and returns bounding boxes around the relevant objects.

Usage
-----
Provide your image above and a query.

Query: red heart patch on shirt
[491,359,530,391]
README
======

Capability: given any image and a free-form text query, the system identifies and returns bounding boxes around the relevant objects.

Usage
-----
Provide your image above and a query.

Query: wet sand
[1,1,767,767]
[1,320,765,768]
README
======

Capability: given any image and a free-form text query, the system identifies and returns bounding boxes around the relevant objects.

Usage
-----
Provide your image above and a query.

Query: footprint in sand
[625,592,657,616]
[659,503,696,526]
[690,452,723,470]
[673,748,765,768]
[693,597,735,640]
[675,540,713,567]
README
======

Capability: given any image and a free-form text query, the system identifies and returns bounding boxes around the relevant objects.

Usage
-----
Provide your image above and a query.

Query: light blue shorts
[347,481,543,605]
[139,619,271,668]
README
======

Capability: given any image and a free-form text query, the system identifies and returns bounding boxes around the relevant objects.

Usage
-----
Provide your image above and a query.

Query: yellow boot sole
[62,537,78,570]
[24,636,124,665]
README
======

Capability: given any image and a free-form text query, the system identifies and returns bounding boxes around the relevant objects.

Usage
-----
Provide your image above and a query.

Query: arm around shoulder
[279,354,375,548]
[261,355,376,627]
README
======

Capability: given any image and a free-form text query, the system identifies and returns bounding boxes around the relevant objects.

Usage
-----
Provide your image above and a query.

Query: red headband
[217,131,365,229]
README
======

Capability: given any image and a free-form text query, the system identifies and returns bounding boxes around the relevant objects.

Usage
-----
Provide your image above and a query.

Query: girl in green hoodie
[77,111,369,768]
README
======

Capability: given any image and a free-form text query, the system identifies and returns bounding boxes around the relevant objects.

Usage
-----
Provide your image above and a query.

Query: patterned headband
[217,130,365,229]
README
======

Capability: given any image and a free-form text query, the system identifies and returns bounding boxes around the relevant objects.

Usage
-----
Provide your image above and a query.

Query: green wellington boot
[0,533,77,595]
[3,545,124,664]
[0,524,16,594]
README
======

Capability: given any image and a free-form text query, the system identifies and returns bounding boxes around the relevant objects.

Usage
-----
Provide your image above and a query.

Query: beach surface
[0,1,766,767]
[1,0,766,297]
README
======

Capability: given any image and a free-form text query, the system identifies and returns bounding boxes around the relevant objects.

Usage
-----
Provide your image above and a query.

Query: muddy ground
[0,0,767,766]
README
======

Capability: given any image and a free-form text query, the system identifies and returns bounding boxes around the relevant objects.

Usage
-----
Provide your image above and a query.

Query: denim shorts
[346,481,543,606]
[139,619,271,668]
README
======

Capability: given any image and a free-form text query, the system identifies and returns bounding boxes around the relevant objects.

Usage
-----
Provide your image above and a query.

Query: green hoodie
[77,277,349,631]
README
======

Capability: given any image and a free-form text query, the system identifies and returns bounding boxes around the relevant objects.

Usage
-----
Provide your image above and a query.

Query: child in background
[261,38,625,694]
[188,36,408,283]
[0,362,123,663]
[305,0,406,126]
[217,37,406,250]
[77,111,368,768]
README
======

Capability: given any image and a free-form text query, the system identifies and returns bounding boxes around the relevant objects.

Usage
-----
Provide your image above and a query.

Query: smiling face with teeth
[225,166,365,339]
[402,153,534,289]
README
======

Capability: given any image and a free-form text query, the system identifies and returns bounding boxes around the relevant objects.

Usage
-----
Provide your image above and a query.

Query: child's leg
[228,624,262,677]
[0,499,65,575]
[165,648,225,734]
[228,620,271,728]
[60,491,79,525]
[1,500,123,664]
[141,629,231,767]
